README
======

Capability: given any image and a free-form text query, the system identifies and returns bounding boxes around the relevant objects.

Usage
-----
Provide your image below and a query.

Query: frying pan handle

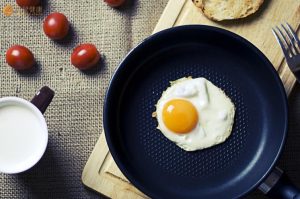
[259,167,300,199]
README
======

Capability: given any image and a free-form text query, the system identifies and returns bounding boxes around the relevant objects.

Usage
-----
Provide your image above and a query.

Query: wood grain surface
[82,0,300,198]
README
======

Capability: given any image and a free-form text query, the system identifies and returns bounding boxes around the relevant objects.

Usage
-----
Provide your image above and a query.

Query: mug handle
[31,86,55,114]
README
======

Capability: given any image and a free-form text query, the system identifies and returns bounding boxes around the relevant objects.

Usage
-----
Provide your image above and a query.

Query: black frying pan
[103,25,300,199]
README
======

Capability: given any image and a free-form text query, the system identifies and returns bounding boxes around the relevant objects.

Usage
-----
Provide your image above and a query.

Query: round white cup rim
[0,96,48,174]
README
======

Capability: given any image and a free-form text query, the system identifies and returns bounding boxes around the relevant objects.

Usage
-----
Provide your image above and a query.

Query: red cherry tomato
[71,44,101,70]
[6,45,35,70]
[104,0,126,7]
[43,12,69,40]
[16,0,40,7]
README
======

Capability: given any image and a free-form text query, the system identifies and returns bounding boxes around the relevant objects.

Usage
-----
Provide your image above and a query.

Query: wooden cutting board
[82,0,300,198]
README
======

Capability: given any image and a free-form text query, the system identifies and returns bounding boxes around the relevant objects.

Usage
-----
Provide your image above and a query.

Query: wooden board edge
[82,131,108,188]
[82,132,147,199]
[152,0,187,34]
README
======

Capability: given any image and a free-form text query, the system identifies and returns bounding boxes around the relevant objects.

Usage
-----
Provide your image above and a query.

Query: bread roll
[193,0,264,21]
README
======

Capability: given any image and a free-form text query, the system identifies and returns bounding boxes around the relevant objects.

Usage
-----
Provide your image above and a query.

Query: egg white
[155,77,235,151]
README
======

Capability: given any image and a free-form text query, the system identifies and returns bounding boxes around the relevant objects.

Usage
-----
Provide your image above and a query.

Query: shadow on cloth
[80,54,107,76]
[16,60,42,77]
[53,24,78,48]
[17,146,71,198]
[278,84,300,186]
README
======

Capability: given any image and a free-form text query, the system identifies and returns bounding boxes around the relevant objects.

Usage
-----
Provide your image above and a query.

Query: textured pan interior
[104,26,288,199]
[138,61,248,177]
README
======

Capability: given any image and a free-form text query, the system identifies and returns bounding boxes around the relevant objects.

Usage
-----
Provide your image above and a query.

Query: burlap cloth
[0,0,299,198]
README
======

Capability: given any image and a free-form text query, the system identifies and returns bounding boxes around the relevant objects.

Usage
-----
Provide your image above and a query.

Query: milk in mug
[0,101,48,173]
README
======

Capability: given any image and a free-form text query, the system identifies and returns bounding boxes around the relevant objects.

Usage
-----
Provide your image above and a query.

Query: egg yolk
[162,99,198,134]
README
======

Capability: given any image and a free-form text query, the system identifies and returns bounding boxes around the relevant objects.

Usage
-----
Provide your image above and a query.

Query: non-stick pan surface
[104,25,288,199]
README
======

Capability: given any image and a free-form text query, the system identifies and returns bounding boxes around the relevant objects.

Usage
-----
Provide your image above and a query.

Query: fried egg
[154,77,235,151]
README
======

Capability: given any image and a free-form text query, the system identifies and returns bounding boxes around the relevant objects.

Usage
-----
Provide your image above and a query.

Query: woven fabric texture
[0,0,300,198]
[0,0,166,198]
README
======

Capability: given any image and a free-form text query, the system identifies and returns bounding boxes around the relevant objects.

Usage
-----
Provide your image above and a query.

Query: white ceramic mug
[0,86,54,174]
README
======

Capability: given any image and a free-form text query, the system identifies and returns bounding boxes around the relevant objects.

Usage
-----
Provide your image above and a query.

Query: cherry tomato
[16,0,40,7]
[71,44,101,70]
[6,45,35,70]
[104,0,126,7]
[43,12,69,40]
